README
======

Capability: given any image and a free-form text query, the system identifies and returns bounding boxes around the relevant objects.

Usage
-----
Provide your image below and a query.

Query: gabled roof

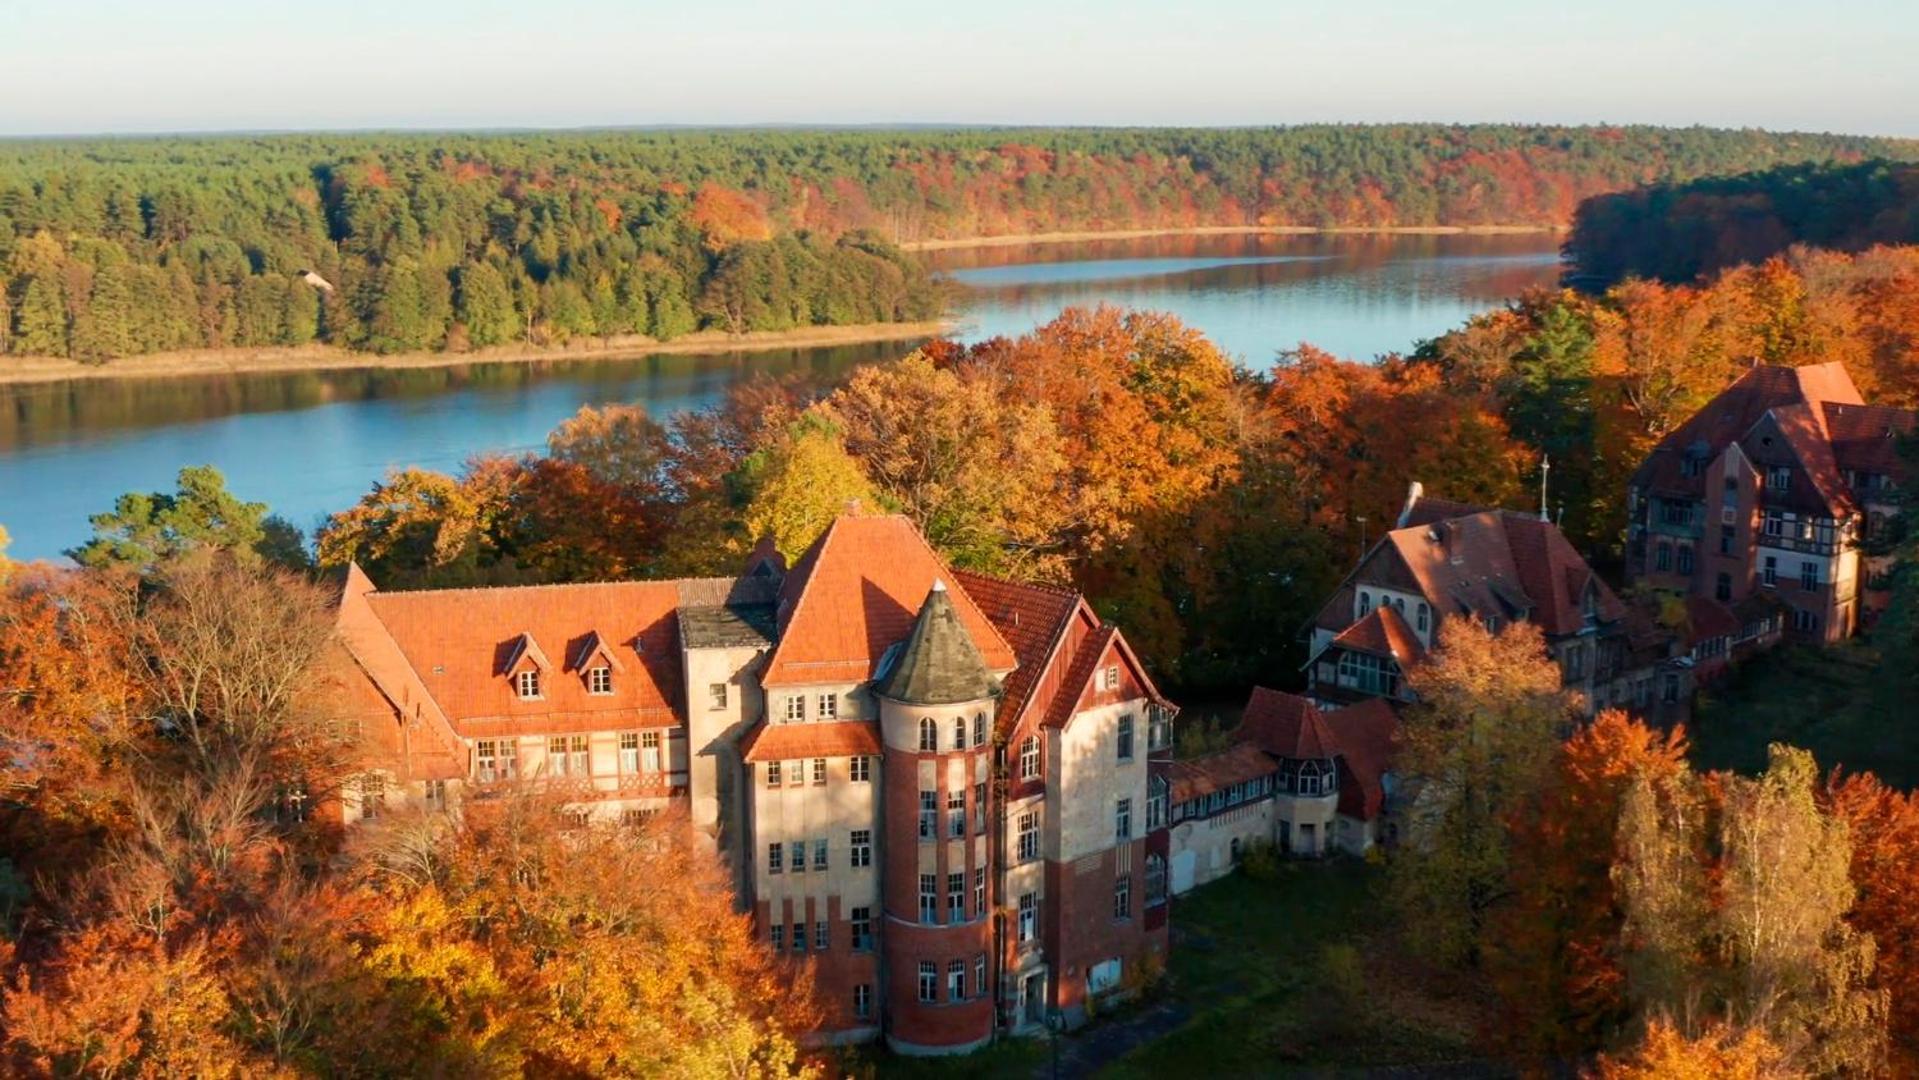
[503,632,553,674]
[1631,362,1869,501]
[569,630,625,673]
[951,570,1083,729]
[360,578,684,727]
[873,581,1000,705]
[763,515,1015,688]
[739,720,883,762]
[1169,742,1276,805]
[1237,687,1339,760]
[1327,698,1401,821]
[1822,400,1917,485]
[330,563,468,782]
[1328,605,1426,665]
[1684,595,1742,646]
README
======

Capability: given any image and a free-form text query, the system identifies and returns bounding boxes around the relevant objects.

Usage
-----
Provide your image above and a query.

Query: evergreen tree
[455,261,518,348]
[68,464,299,571]
[14,275,68,357]
[70,261,138,361]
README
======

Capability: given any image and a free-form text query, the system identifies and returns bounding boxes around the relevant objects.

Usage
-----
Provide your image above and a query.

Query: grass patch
[1690,643,1915,789]
[1103,860,1493,1077]
[835,1035,1047,1079]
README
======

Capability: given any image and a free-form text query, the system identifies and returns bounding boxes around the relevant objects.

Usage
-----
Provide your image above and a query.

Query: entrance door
[1279,819,1292,855]
[1300,822,1316,856]
[1023,972,1046,1024]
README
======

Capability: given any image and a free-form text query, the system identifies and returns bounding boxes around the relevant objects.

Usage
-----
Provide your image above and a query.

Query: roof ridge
[763,516,846,676]
[371,577,686,598]
[950,567,1083,601]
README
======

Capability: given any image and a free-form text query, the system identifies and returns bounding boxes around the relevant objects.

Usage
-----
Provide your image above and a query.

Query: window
[1145,854,1167,906]
[1148,707,1171,751]
[854,984,872,1020]
[357,773,385,821]
[919,875,938,923]
[1416,602,1430,634]
[768,843,783,875]
[1799,561,1818,590]
[1018,893,1038,944]
[1147,775,1168,830]
[1716,572,1733,602]
[1115,797,1132,843]
[1767,465,1791,493]
[791,922,805,953]
[813,839,828,871]
[1018,811,1039,862]
[974,782,987,833]
[1565,643,1586,679]
[546,735,588,778]
[1656,543,1672,572]
[850,829,872,867]
[972,712,986,747]
[815,920,828,951]
[1663,674,1680,704]
[817,693,837,719]
[974,867,986,915]
[1793,608,1820,633]
[949,791,966,838]
[948,960,966,1001]
[919,790,937,839]
[1358,591,1372,616]
[975,955,987,1001]
[709,682,728,710]
[641,731,661,772]
[1116,714,1134,761]
[811,758,827,786]
[766,761,782,787]
[948,872,965,922]
[785,696,805,723]
[1104,665,1120,691]
[1113,874,1132,919]
[770,923,784,950]
[1720,524,1735,555]
[1676,545,1694,576]
[1660,500,1694,527]
[476,738,517,783]
[952,716,966,751]
[789,840,806,874]
[619,731,640,773]
[918,718,937,752]
[919,961,937,1004]
[1763,556,1778,587]
[850,756,871,782]
[850,907,872,951]
[1019,736,1040,780]
[587,666,612,695]
[516,669,541,699]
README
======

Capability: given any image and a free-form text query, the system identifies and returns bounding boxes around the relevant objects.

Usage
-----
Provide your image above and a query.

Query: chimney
[1538,454,1552,523]
[1396,481,1425,528]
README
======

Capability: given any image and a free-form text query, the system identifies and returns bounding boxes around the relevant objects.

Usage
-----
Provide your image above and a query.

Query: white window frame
[587,666,612,695]
[516,669,541,700]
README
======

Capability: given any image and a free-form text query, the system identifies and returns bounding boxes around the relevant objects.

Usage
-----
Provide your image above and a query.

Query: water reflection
[0,233,1561,559]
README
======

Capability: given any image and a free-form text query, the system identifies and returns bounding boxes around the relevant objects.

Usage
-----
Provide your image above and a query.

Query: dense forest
[1565,159,1919,287]
[4,124,1918,362]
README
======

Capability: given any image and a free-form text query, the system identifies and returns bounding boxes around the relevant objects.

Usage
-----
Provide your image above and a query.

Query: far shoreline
[0,321,952,388]
[900,223,1565,252]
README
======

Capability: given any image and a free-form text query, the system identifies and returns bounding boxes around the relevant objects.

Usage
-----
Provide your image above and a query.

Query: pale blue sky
[1,0,1914,136]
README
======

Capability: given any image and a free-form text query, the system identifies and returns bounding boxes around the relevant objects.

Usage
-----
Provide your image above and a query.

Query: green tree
[69,465,306,571]
[738,415,884,565]
[455,261,518,348]
[14,275,68,356]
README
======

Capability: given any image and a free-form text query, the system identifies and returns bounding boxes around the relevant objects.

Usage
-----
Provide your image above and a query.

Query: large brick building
[332,513,1174,1054]
[1626,361,1916,644]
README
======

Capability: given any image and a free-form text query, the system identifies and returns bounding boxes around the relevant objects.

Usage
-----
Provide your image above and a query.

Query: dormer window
[1766,465,1791,493]
[516,669,542,700]
[588,667,612,695]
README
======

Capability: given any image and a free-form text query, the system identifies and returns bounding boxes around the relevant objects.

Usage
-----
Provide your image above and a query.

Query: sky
[1,0,1915,137]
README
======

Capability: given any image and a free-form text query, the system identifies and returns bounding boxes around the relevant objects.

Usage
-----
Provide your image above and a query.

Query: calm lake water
[0,233,1559,560]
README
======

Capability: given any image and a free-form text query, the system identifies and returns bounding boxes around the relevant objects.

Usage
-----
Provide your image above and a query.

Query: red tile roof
[1327,698,1400,821]
[1683,595,1742,646]
[952,570,1083,729]
[739,720,883,762]
[1374,510,1624,638]
[1822,400,1918,483]
[1237,687,1339,760]
[1399,494,1496,529]
[362,578,684,727]
[1169,742,1277,805]
[330,564,469,782]
[1329,605,1426,664]
[763,515,1015,687]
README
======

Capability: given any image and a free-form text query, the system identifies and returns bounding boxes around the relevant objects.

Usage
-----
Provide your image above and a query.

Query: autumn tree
[1388,618,1571,967]
[737,414,885,565]
[1826,772,1919,1065]
[1590,1017,1787,1080]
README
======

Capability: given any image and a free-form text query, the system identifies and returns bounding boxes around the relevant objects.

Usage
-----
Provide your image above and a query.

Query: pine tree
[455,261,518,348]
[14,275,68,357]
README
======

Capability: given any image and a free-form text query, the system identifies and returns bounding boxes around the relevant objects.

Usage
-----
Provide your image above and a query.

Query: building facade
[1626,361,1915,644]
[332,513,1174,1053]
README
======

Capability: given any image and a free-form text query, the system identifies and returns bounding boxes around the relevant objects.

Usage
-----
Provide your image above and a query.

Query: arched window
[918,717,937,752]
[952,716,967,751]
[1358,591,1372,616]
[1393,597,1405,614]
[1416,602,1430,634]
[973,712,987,747]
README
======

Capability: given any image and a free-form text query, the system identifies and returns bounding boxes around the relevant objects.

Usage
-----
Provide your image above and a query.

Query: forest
[4,124,1919,362]
[1565,158,1919,287]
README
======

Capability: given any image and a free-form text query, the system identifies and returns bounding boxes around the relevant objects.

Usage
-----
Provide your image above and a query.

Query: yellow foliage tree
[739,414,884,566]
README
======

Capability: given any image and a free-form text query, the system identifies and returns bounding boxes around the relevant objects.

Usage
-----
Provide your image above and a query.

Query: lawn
[1690,642,1916,789]
[1102,860,1495,1077]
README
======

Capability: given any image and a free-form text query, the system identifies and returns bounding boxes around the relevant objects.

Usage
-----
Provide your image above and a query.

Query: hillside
[3,125,1917,363]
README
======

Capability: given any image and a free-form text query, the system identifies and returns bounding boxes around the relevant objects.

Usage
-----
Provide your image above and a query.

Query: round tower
[874,580,998,1055]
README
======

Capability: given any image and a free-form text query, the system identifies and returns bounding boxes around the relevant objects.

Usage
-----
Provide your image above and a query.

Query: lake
[0,232,1560,560]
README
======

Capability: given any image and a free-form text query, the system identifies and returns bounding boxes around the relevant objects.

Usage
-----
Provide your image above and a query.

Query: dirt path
[0,320,950,387]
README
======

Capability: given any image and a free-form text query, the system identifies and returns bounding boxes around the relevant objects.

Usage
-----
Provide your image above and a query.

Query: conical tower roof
[873,580,999,706]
